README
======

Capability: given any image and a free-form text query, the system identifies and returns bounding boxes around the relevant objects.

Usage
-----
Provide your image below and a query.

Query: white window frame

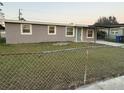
[48,26,56,35]
[20,24,32,35]
[65,27,75,37]
[87,29,94,38]
[111,31,118,35]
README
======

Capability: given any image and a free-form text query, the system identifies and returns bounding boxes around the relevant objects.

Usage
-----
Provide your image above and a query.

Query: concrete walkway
[76,76,124,90]
[96,40,124,47]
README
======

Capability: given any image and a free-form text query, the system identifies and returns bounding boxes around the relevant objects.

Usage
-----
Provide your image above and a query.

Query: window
[115,32,118,34]
[66,27,74,37]
[111,31,118,35]
[21,24,32,35]
[48,26,56,35]
[87,30,94,38]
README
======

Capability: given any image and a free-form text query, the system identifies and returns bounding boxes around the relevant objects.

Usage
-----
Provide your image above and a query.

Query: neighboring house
[0,30,6,38]
[4,20,96,44]
[0,24,5,38]
[0,13,5,38]
[0,27,6,38]
[108,27,124,40]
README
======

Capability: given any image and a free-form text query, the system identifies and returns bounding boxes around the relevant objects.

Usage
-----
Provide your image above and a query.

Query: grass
[0,42,124,89]
[87,47,124,83]
[0,42,99,53]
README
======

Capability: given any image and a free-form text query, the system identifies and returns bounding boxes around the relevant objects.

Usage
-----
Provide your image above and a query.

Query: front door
[77,28,82,42]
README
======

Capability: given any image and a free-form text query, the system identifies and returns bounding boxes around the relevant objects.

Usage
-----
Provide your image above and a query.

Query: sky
[2,2,124,25]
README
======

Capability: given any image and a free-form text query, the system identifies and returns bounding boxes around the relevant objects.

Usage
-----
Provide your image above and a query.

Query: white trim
[48,26,56,35]
[86,29,94,38]
[65,26,75,37]
[20,24,32,35]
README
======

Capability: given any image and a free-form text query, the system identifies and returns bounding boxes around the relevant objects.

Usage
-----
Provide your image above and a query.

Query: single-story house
[4,20,97,44]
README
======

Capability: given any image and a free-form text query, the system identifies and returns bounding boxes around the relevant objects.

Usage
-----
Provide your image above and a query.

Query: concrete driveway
[96,40,124,47]
[76,76,124,90]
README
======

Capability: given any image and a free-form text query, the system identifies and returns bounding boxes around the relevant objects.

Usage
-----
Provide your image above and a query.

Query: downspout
[94,28,96,43]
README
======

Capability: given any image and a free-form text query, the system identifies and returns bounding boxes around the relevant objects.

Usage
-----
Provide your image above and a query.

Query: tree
[0,2,4,20]
[94,16,119,26]
[20,17,26,21]
[0,2,3,11]
[0,2,4,39]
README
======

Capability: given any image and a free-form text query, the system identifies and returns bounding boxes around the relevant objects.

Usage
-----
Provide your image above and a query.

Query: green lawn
[0,42,124,89]
[0,42,100,53]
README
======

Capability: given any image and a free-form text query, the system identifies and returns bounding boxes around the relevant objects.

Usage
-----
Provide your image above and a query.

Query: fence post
[84,49,88,85]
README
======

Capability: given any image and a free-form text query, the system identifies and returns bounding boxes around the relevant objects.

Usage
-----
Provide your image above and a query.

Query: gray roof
[89,24,124,28]
[5,19,88,27]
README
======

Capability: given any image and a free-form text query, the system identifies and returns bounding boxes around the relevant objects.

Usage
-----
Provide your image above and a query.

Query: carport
[90,24,124,42]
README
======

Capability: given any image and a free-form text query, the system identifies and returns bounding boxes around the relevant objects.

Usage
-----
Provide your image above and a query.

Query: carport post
[94,28,97,44]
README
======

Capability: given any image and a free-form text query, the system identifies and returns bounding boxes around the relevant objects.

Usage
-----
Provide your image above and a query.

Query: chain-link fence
[0,46,124,89]
[85,46,124,84]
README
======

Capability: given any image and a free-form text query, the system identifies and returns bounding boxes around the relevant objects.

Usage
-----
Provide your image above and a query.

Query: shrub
[0,38,6,43]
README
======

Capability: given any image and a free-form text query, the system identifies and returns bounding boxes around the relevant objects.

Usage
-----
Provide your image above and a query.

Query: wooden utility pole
[18,9,22,20]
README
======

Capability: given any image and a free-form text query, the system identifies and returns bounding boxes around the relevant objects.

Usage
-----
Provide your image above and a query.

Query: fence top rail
[0,45,115,56]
